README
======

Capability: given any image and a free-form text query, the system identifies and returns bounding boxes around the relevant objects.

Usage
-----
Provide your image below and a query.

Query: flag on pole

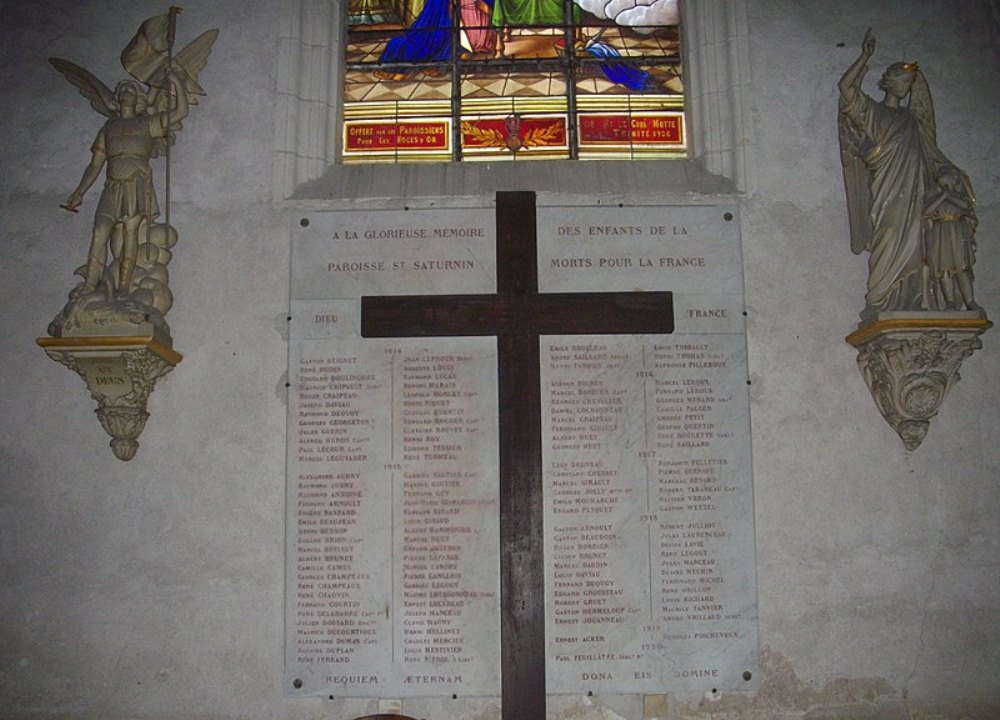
[121,14,172,85]
[121,13,217,100]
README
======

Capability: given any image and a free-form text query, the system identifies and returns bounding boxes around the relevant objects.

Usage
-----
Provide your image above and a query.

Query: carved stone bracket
[846,311,991,450]
[36,335,181,461]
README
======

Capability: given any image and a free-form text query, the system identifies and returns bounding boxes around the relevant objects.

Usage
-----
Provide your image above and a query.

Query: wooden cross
[362,191,674,720]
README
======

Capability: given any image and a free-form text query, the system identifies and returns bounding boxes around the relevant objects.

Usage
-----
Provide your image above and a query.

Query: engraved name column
[286,208,501,698]
[394,346,500,678]
[538,204,760,695]
[291,347,387,673]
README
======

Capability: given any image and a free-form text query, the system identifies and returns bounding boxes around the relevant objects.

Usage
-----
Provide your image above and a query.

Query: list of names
[543,334,757,694]
[287,338,500,697]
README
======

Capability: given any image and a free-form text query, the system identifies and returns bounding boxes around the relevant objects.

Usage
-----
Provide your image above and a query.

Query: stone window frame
[273,0,752,202]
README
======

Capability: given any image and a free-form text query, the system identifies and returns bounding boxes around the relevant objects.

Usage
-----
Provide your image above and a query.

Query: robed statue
[47,9,217,339]
[838,29,980,316]
[839,29,991,452]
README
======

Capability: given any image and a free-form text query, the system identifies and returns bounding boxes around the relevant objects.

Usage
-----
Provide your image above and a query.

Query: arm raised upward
[153,70,189,136]
[839,28,875,106]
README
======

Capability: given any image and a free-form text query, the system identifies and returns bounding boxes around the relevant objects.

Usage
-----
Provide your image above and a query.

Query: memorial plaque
[537,205,758,694]
[286,202,758,703]
[286,209,502,697]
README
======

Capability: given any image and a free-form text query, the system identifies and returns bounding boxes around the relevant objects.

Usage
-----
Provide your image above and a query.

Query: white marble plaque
[286,203,758,699]
[538,205,759,694]
[286,208,501,697]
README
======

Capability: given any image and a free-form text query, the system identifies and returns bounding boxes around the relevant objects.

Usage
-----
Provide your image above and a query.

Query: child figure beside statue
[924,166,980,312]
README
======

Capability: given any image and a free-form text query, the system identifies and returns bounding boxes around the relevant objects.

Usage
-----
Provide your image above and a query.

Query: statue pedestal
[846,311,991,450]
[36,334,181,461]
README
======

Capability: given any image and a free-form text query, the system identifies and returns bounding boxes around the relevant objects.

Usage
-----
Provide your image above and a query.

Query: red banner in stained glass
[579,114,683,145]
[344,121,450,152]
[461,117,567,151]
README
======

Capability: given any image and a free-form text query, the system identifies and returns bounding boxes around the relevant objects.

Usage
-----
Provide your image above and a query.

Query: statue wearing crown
[838,29,990,450]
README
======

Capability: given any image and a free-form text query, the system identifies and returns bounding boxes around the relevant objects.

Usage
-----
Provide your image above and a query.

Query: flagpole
[164,6,180,262]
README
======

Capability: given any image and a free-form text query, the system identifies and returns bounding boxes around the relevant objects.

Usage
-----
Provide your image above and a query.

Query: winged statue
[47,8,217,338]
[838,28,979,315]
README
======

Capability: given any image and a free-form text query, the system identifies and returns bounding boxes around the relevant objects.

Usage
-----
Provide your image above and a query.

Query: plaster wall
[0,1,998,719]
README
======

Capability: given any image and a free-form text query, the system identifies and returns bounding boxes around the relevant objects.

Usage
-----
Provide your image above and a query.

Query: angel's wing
[173,29,219,100]
[908,71,936,145]
[908,70,956,183]
[142,28,218,157]
[838,110,873,255]
[143,29,219,104]
[49,58,116,118]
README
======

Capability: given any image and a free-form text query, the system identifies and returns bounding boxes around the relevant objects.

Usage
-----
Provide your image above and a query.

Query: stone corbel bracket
[36,336,181,461]
[846,311,991,450]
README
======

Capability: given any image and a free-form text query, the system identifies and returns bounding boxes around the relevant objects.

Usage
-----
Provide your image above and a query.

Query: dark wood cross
[362,191,674,720]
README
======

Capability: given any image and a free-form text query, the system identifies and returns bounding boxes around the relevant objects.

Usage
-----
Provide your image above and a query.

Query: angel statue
[838,28,977,317]
[47,9,217,339]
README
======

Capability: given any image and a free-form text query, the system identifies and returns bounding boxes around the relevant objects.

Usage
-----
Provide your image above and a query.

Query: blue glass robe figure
[379,0,497,64]
[584,37,651,91]
[378,0,650,91]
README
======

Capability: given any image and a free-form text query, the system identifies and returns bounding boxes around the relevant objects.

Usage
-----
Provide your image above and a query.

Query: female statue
[838,29,957,315]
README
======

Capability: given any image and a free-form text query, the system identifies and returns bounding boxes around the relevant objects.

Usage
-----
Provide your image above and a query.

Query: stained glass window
[343,0,685,162]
